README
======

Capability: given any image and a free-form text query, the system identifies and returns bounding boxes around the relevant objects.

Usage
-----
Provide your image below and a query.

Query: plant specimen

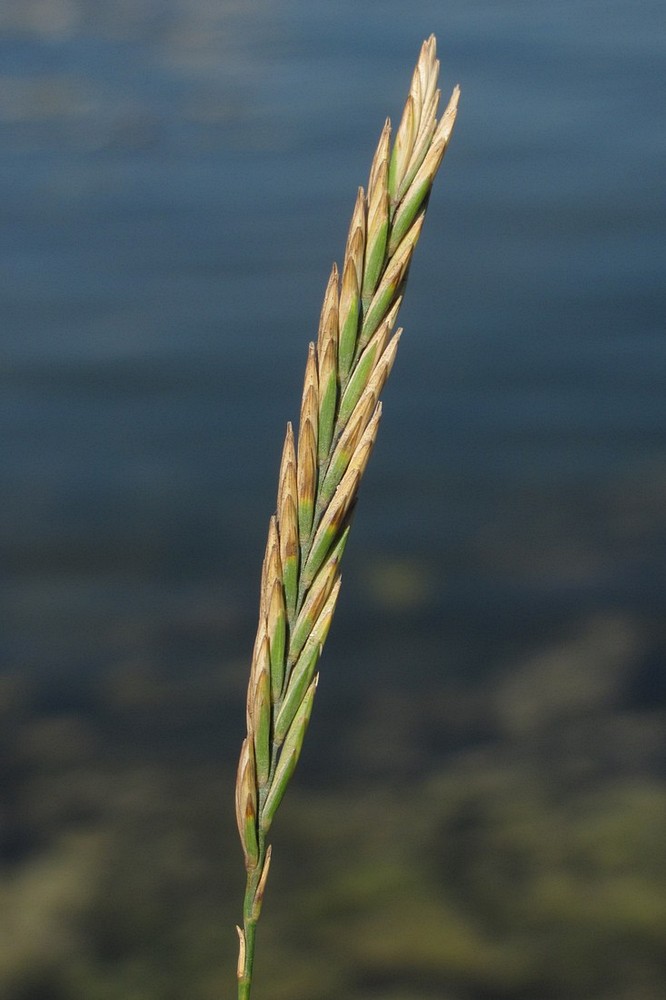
[234,36,459,1000]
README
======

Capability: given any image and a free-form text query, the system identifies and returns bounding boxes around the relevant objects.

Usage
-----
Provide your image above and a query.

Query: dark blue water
[1,0,664,680]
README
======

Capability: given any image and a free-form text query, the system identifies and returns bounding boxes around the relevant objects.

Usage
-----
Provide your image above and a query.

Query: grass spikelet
[362,120,391,304]
[273,574,342,745]
[337,299,401,425]
[316,265,339,461]
[338,253,361,382]
[297,344,319,540]
[234,35,459,1000]
[235,738,259,872]
[277,424,299,618]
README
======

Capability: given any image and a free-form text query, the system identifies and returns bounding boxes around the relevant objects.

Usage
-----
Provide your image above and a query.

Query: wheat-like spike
[235,36,459,1000]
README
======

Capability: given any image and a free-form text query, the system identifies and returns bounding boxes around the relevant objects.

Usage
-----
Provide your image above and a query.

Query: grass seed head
[236,36,459,913]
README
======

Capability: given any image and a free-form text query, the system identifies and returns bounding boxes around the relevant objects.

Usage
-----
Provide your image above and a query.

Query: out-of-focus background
[1,1,665,998]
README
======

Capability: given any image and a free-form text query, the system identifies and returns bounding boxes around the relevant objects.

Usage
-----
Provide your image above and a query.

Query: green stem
[237,863,261,1000]
[238,778,275,999]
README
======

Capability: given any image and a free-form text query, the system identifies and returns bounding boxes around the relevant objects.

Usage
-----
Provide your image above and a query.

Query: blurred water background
[1,2,665,999]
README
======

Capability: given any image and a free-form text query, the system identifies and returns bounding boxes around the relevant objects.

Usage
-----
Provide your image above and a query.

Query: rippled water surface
[1,0,664,680]
[1,5,665,1000]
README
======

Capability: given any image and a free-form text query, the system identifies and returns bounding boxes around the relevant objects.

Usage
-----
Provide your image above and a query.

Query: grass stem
[234,35,459,999]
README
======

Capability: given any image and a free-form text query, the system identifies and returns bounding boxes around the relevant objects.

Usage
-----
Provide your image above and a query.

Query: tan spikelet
[317,264,339,361]
[344,188,366,292]
[368,119,391,201]
[297,344,319,541]
[277,423,299,616]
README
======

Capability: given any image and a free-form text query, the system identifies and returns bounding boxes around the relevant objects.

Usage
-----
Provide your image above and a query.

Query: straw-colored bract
[235,35,459,999]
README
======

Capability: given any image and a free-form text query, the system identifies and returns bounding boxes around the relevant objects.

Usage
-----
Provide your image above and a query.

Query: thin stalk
[237,871,259,1000]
